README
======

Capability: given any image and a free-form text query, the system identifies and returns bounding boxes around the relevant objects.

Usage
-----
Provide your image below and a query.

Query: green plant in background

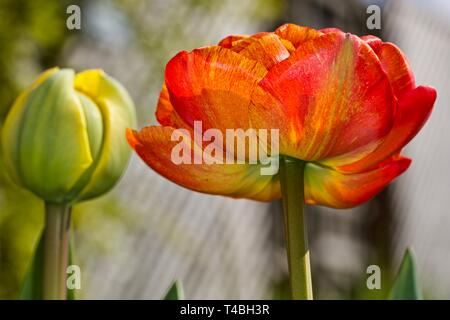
[0,0,81,120]
[350,248,424,300]
[164,280,185,300]
[1,67,136,299]
[389,249,423,300]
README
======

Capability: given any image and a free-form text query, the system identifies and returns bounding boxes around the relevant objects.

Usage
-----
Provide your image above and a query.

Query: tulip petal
[337,86,436,173]
[320,27,342,34]
[361,35,382,52]
[377,42,415,98]
[127,126,280,201]
[258,32,395,161]
[74,69,137,201]
[1,68,60,186]
[237,34,290,69]
[362,37,415,99]
[155,83,189,128]
[165,46,267,132]
[218,34,249,48]
[219,32,295,54]
[76,92,104,162]
[305,156,411,208]
[275,23,323,48]
[228,32,271,52]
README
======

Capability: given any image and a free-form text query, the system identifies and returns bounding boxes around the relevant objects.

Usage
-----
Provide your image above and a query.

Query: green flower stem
[42,202,71,300]
[279,156,313,300]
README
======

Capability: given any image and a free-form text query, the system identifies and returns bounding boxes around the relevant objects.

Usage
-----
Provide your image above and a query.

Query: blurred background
[0,0,449,299]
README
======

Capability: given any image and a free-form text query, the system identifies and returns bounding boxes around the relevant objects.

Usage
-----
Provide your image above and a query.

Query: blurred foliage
[164,280,185,300]
[389,249,423,300]
[0,161,42,299]
[109,0,283,124]
[0,0,80,119]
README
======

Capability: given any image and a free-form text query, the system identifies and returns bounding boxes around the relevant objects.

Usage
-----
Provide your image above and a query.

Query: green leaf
[19,234,44,299]
[164,280,185,300]
[389,248,423,300]
[19,233,76,300]
[66,234,76,300]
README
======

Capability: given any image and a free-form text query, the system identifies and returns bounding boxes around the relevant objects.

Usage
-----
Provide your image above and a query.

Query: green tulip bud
[1,68,137,204]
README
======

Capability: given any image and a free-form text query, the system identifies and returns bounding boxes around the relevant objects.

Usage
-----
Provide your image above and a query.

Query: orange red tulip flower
[127,24,436,209]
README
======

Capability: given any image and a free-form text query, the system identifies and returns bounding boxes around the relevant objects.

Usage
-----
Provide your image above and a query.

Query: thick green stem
[279,156,313,300]
[43,202,71,300]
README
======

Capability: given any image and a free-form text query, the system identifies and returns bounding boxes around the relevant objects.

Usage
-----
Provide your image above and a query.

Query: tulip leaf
[66,236,76,300]
[19,234,44,299]
[164,280,185,300]
[19,233,76,300]
[389,248,423,300]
